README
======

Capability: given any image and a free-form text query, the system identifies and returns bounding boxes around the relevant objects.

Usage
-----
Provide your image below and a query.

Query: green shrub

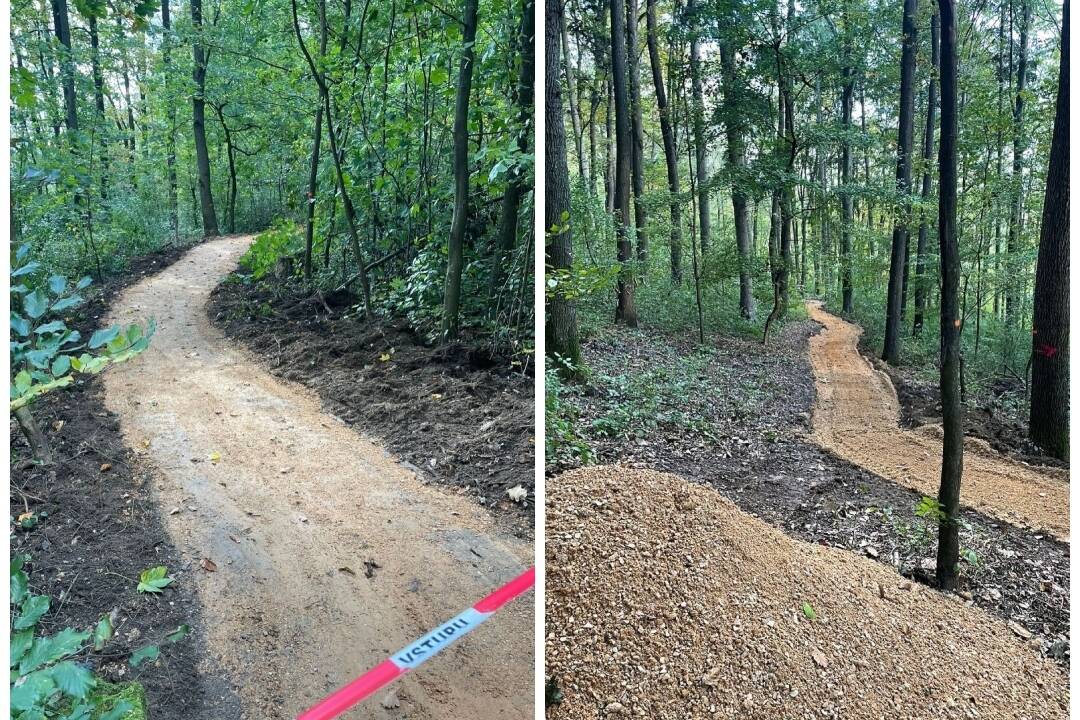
[238,220,304,279]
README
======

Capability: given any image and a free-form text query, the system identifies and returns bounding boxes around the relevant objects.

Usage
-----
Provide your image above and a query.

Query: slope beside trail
[806,301,1069,540]
[101,236,533,719]
[545,466,1068,720]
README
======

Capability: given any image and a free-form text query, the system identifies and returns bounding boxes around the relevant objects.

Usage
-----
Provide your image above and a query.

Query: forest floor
[97,236,533,719]
[9,242,242,720]
[548,313,1069,671]
[546,466,1068,720]
[207,266,534,522]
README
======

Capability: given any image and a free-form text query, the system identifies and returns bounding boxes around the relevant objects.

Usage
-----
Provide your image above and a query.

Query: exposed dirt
[10,241,240,720]
[807,301,1069,540]
[549,321,1069,663]
[101,236,533,719]
[207,275,534,521]
[545,466,1068,720]
[874,358,1066,469]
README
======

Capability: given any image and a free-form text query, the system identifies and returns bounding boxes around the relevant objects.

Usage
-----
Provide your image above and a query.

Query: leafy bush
[10,555,142,720]
[9,245,155,462]
[545,361,593,467]
[238,220,304,279]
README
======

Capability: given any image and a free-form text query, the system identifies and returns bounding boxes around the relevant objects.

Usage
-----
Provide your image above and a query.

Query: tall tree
[838,0,855,314]
[611,0,637,325]
[191,0,219,237]
[1004,0,1031,321]
[912,8,939,335]
[882,0,918,364]
[935,0,962,592]
[626,0,648,262]
[1029,0,1068,460]
[162,0,179,242]
[721,40,753,318]
[442,0,480,338]
[687,0,710,255]
[547,0,582,369]
[645,0,682,284]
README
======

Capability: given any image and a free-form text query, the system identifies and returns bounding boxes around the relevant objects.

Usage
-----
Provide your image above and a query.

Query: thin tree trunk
[441,0,479,339]
[51,0,78,137]
[1005,0,1030,322]
[721,41,753,318]
[192,0,219,237]
[913,9,939,335]
[162,0,179,241]
[560,2,587,181]
[935,0,963,592]
[546,0,582,370]
[840,13,855,314]
[646,0,682,284]
[687,0,710,255]
[611,0,637,325]
[883,0,918,364]
[626,0,648,263]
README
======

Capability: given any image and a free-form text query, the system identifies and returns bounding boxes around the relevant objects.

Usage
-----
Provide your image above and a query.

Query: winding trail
[102,236,533,719]
[806,301,1068,540]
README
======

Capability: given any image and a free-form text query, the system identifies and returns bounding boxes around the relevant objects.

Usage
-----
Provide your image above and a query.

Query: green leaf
[75,276,93,290]
[165,624,190,643]
[12,260,41,278]
[23,290,49,319]
[52,355,72,377]
[11,628,34,668]
[51,295,84,313]
[50,660,95,698]
[11,313,31,337]
[14,595,51,630]
[98,701,135,720]
[18,628,90,675]
[128,645,160,667]
[801,602,817,620]
[93,615,114,650]
[11,554,29,604]
[10,669,56,712]
[47,275,68,294]
[35,320,67,335]
[16,244,30,262]
[88,326,120,349]
[137,566,173,594]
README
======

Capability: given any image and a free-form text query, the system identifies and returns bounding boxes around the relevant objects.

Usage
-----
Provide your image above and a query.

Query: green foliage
[800,602,817,620]
[10,245,156,414]
[914,495,947,523]
[10,555,142,720]
[545,362,593,467]
[135,567,174,595]
[238,221,304,279]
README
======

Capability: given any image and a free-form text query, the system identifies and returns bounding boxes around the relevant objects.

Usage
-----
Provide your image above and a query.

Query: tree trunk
[611,0,637,325]
[687,0,710,255]
[913,9,939,336]
[935,0,963,592]
[489,0,534,300]
[1005,0,1030,322]
[1029,0,1068,460]
[721,41,753,318]
[560,3,587,182]
[87,12,108,200]
[546,0,582,370]
[441,0,479,339]
[626,0,648,263]
[162,0,179,242]
[15,406,54,465]
[51,0,78,138]
[302,2,329,281]
[191,0,219,237]
[646,0,682,284]
[840,37,854,314]
[882,0,918,364]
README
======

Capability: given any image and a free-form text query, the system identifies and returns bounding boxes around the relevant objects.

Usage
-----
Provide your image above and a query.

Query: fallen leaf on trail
[52,420,65,432]
[228,534,240,543]
[139,438,150,449]
[507,485,528,503]
[431,393,443,400]
[100,463,112,472]
[200,558,217,573]
[209,452,221,464]
[338,566,356,576]
[380,690,400,709]
[812,651,830,669]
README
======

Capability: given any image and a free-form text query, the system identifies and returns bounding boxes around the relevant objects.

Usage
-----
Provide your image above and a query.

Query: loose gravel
[545,466,1068,720]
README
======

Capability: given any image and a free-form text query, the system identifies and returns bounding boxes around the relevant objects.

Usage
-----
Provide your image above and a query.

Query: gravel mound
[545,466,1067,719]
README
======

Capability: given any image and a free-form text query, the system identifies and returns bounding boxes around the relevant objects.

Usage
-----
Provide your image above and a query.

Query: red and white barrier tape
[296,566,535,720]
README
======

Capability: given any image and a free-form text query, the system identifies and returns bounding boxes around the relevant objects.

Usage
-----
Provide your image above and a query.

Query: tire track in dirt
[806,301,1068,540]
[102,236,533,719]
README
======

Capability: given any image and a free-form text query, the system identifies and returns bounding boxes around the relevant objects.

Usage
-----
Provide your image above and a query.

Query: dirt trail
[806,301,1068,540]
[101,236,533,719]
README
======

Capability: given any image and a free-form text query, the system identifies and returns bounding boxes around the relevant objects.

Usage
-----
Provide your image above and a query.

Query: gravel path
[102,236,533,719]
[546,466,1067,720]
[807,302,1069,540]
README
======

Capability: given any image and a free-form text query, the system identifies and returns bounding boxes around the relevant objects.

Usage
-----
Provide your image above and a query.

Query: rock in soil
[546,466,1067,720]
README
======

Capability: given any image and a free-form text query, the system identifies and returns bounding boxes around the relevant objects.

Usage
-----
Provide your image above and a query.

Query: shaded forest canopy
[544,0,1067,455]
[10,0,535,349]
